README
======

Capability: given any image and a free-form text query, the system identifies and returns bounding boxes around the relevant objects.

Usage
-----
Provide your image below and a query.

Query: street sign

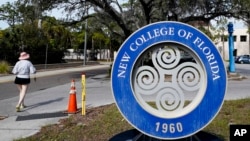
[111,21,227,140]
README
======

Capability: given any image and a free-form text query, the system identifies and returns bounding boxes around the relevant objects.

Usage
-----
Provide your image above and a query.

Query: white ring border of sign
[111,21,227,140]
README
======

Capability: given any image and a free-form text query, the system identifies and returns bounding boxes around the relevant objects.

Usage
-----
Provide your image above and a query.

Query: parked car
[235,55,250,64]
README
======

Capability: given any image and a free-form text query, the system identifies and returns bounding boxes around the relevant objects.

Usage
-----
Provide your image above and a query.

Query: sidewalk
[0,64,114,141]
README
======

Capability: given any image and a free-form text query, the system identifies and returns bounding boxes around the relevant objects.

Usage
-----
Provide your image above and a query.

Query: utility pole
[222,29,225,60]
[83,3,88,66]
[84,19,87,66]
[34,0,48,69]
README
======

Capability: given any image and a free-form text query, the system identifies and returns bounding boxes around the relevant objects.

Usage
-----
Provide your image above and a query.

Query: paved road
[233,63,250,76]
[0,67,109,100]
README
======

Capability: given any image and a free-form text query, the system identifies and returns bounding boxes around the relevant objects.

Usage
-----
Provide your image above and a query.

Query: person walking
[12,52,36,112]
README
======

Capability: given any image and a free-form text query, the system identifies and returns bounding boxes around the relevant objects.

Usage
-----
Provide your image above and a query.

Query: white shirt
[12,60,36,78]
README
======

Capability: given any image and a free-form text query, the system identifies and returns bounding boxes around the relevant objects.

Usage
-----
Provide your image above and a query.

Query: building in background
[217,28,249,60]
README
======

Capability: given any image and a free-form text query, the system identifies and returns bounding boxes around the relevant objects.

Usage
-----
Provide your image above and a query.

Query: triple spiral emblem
[133,44,205,118]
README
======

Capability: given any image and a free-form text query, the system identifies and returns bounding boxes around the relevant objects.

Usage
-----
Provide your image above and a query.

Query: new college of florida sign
[111,21,227,140]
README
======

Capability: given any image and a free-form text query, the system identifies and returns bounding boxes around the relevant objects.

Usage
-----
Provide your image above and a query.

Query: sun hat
[19,52,30,60]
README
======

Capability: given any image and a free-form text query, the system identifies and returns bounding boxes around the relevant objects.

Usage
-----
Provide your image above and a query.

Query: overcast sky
[0,0,15,29]
[0,0,64,29]
[0,0,13,5]
[0,0,247,29]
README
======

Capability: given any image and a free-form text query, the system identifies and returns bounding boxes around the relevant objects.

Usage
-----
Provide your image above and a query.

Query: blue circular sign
[111,21,227,139]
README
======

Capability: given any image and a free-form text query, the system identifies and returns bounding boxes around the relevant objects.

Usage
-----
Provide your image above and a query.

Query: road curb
[227,72,247,81]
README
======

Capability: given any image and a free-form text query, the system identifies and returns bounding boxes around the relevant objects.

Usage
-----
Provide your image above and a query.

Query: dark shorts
[14,77,30,85]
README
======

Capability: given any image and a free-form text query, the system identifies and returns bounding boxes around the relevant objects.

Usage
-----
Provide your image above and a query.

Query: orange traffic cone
[67,79,78,114]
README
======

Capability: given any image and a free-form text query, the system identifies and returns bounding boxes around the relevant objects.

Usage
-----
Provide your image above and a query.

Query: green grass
[15,98,250,141]
[204,99,250,140]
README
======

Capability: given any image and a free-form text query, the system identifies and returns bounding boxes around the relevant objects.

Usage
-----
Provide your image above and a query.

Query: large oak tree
[17,0,250,39]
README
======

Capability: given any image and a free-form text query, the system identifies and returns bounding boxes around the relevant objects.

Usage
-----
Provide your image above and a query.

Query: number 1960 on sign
[155,122,183,133]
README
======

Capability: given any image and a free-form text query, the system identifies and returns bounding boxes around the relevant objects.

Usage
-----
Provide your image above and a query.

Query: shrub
[0,61,11,74]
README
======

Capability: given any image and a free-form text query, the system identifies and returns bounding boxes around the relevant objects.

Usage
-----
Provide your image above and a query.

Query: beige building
[216,28,250,60]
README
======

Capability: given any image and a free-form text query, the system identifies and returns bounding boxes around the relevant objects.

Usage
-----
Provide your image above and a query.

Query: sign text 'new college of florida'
[111,21,227,140]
